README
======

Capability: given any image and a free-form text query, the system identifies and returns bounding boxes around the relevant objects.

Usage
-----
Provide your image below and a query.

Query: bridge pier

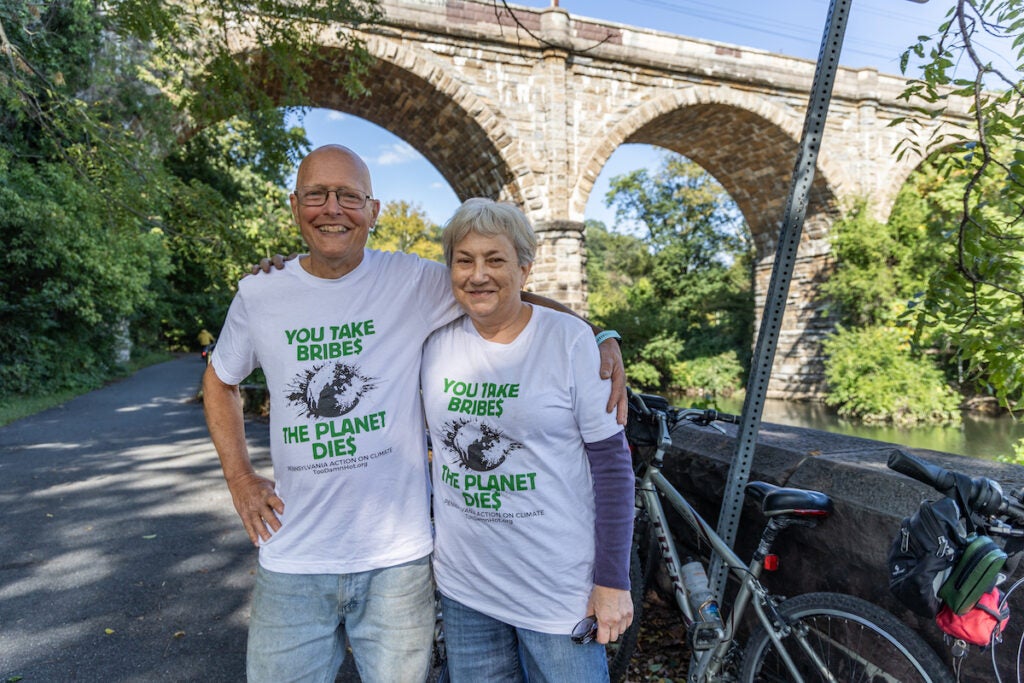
[530,220,587,315]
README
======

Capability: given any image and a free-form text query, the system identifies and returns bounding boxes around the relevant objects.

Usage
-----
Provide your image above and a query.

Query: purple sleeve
[584,430,634,590]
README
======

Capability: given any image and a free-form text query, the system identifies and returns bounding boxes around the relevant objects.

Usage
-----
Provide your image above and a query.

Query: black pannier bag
[888,497,968,618]
[625,392,669,449]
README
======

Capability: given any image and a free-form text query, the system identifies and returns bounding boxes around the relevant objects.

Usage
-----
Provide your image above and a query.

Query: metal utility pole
[708,0,932,601]
[707,0,852,601]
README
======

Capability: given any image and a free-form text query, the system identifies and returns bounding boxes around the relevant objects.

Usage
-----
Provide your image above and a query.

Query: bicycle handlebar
[887,449,1024,523]
[676,407,741,427]
[627,388,740,428]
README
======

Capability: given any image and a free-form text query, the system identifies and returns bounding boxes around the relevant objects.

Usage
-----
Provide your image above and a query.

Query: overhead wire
[570,0,951,69]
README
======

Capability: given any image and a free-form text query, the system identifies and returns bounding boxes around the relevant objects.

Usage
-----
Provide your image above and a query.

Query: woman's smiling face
[449,231,531,327]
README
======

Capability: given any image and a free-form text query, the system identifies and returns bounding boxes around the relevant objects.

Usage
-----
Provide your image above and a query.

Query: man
[203,144,624,682]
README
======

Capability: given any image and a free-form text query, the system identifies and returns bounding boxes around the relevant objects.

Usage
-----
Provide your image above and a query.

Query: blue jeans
[247,557,434,683]
[440,595,608,683]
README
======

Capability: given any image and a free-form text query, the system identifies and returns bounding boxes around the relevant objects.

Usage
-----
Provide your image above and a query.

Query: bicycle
[609,389,953,682]
[887,448,1024,682]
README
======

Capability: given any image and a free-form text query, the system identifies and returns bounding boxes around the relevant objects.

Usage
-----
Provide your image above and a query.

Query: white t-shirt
[421,305,622,634]
[212,250,460,574]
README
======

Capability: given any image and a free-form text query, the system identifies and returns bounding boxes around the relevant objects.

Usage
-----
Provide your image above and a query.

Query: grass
[0,348,175,427]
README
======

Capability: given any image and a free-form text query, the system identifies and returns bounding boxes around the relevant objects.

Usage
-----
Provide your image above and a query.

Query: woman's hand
[587,584,634,644]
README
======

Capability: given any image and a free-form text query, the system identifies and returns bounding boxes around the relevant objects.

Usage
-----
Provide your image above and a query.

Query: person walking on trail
[202,144,626,683]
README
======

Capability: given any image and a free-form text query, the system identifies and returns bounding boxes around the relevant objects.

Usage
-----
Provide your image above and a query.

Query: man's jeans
[440,595,608,683]
[248,557,434,683]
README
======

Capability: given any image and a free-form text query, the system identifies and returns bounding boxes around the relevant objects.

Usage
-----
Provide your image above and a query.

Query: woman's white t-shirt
[421,306,621,634]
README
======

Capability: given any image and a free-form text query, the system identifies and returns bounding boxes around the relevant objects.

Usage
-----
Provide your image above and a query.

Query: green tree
[819,161,978,424]
[897,1,1024,409]
[153,118,306,349]
[0,0,381,394]
[589,153,753,391]
[371,201,444,261]
[585,219,654,327]
[0,155,171,393]
[823,325,961,426]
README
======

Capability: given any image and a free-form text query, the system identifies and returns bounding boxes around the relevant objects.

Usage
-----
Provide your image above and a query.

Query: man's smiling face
[289,145,380,279]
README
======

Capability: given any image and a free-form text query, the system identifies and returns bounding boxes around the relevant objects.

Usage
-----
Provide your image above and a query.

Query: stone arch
[263,35,536,211]
[575,86,848,399]
[573,85,845,261]
[873,136,970,224]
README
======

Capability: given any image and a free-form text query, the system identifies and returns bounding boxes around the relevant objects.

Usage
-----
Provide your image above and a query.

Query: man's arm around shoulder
[521,292,626,424]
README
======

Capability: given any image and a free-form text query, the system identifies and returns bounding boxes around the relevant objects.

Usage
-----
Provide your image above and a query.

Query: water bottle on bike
[681,559,725,650]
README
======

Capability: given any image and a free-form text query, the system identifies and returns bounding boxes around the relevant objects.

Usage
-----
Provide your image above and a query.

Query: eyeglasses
[295,188,374,209]
[571,615,598,645]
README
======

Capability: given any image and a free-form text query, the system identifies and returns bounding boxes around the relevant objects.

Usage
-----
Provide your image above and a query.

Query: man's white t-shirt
[212,250,459,574]
[421,306,622,634]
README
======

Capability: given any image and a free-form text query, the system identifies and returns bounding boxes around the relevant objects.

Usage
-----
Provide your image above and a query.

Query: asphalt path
[0,355,360,682]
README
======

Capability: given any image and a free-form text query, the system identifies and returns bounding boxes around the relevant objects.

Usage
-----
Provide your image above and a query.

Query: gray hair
[442,198,537,268]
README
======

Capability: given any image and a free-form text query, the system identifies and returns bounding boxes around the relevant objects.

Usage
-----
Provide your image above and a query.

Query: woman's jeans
[247,556,434,683]
[440,594,608,683]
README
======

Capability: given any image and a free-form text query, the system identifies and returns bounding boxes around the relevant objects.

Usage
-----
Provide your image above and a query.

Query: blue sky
[287,0,993,227]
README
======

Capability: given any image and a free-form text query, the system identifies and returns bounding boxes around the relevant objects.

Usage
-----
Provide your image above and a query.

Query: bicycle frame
[635,412,819,682]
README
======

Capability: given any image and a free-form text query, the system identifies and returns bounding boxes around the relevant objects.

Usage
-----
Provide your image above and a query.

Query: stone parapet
[662,420,1024,682]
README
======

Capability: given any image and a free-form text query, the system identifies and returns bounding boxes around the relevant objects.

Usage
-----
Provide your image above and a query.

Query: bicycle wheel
[739,592,953,683]
[607,539,647,683]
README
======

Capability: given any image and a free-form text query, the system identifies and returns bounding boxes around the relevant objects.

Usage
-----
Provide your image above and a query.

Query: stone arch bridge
[250,0,971,398]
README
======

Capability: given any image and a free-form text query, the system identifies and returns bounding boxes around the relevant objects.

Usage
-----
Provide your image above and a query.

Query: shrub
[625,361,661,392]
[669,351,744,398]
[823,325,961,426]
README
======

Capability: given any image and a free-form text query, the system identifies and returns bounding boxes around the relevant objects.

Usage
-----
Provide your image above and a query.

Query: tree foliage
[896,0,1024,409]
[588,153,753,393]
[819,152,1012,424]
[0,0,380,395]
[371,201,444,262]
[823,325,962,425]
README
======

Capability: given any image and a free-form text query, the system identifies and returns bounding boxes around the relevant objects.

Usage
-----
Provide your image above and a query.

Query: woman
[421,198,635,682]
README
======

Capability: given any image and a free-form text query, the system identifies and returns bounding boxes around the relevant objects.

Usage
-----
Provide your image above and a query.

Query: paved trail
[0,355,359,682]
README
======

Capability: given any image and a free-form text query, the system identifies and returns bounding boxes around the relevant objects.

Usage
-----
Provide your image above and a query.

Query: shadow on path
[1,356,268,682]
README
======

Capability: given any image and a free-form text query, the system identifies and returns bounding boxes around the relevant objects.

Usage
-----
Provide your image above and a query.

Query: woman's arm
[584,430,635,643]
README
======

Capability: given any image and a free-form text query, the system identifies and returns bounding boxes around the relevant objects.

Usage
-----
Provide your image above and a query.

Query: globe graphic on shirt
[442,419,523,472]
[287,362,376,418]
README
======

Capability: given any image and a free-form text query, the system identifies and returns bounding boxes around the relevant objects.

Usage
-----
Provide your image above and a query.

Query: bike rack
[708,0,930,601]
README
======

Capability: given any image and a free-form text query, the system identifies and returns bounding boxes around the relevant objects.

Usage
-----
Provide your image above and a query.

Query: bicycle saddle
[745,481,834,517]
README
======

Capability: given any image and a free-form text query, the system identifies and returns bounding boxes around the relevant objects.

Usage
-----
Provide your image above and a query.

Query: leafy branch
[895,0,1024,408]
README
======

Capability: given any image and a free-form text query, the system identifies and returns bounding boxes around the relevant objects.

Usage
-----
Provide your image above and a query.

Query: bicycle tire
[738,591,953,683]
[607,540,646,683]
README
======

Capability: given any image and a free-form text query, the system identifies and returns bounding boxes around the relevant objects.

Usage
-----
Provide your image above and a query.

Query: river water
[694,395,1024,462]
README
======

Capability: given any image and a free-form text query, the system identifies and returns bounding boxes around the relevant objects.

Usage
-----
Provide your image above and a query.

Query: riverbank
[691,392,1024,461]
